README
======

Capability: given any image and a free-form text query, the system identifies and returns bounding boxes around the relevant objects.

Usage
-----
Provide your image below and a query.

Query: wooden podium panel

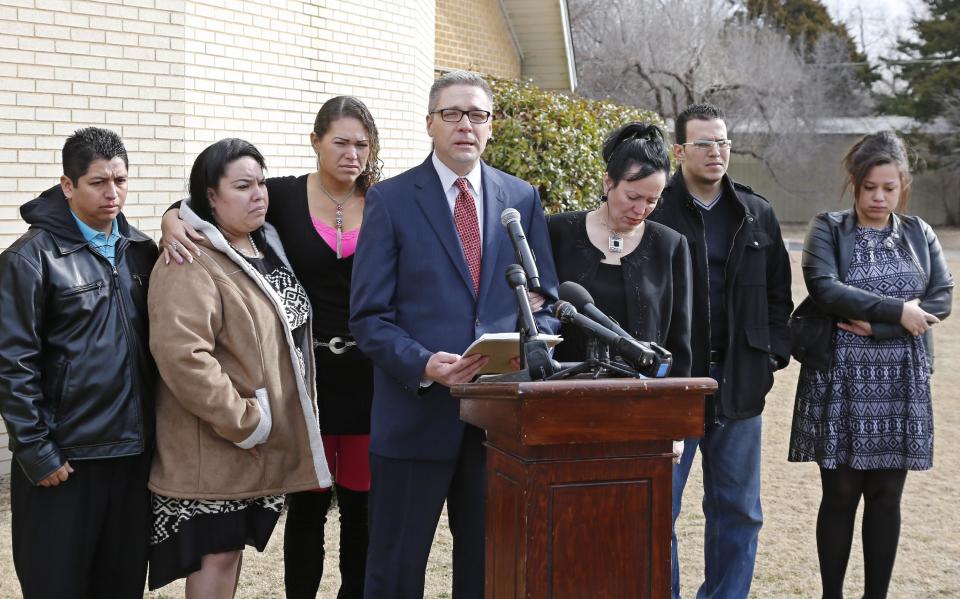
[455,377,714,599]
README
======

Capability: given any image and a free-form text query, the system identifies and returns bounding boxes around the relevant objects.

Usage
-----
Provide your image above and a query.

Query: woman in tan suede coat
[146,138,331,598]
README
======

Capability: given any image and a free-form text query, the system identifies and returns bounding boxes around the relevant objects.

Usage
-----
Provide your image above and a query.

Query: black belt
[314,336,357,355]
[709,349,724,364]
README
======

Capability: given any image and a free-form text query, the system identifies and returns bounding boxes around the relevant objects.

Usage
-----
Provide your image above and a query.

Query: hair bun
[601,121,671,184]
[623,122,662,143]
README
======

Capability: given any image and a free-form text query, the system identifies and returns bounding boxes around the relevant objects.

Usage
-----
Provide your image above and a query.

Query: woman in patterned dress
[147,138,331,597]
[788,131,953,599]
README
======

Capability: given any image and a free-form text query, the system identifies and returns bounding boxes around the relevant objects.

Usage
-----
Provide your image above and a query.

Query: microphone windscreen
[553,300,576,321]
[500,207,521,226]
[558,281,594,312]
[505,263,527,288]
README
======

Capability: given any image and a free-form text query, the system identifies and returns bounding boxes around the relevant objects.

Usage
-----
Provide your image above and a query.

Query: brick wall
[435,0,520,79]
[0,0,437,476]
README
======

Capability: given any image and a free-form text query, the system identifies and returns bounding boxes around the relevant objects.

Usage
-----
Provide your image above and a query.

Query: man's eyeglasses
[682,139,733,151]
[431,108,492,124]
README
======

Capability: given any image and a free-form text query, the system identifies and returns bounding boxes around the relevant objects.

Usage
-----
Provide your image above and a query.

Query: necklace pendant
[246,232,261,259]
[608,234,624,253]
[334,206,344,259]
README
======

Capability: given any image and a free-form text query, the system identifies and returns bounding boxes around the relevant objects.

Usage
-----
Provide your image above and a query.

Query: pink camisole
[311,216,360,258]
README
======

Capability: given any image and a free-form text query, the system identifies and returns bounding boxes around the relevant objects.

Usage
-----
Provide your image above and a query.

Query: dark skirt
[147,493,284,590]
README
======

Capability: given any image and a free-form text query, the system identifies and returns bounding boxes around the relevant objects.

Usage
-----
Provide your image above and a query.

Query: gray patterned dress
[789,225,933,471]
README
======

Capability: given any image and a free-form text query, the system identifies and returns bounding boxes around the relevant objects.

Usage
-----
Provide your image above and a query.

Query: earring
[600,193,608,202]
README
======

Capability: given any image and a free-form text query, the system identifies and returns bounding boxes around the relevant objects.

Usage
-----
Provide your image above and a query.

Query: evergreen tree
[733,0,877,85]
[894,0,960,120]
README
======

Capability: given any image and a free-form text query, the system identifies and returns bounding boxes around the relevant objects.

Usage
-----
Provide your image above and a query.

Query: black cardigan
[547,211,693,376]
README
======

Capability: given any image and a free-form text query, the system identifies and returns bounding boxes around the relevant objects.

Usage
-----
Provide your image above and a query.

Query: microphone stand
[507,264,555,380]
[546,352,643,380]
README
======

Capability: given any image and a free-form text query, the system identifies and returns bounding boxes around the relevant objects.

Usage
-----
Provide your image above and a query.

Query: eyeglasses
[430,108,492,124]
[682,139,732,151]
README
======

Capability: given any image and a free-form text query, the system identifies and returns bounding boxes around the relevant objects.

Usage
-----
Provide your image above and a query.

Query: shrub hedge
[484,78,664,214]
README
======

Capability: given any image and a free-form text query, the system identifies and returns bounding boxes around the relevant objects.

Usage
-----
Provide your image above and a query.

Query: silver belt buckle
[328,336,348,354]
[314,337,357,354]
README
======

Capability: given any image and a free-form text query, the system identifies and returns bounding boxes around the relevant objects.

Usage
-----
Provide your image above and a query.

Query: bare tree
[570,0,864,171]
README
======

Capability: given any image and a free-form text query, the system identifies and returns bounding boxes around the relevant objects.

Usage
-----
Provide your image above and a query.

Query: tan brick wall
[0,0,437,476]
[435,0,520,79]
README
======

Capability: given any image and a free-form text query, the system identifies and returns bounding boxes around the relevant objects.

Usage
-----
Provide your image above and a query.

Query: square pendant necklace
[601,203,625,253]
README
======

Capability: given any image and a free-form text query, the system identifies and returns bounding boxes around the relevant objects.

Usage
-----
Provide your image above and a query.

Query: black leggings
[284,485,369,599]
[816,465,908,599]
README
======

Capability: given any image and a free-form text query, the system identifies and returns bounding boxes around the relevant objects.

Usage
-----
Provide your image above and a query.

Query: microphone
[557,282,674,377]
[559,281,631,338]
[505,264,557,380]
[554,300,656,372]
[505,264,539,337]
[500,208,542,292]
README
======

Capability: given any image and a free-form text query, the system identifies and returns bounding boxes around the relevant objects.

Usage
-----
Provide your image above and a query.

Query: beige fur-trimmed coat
[147,202,331,500]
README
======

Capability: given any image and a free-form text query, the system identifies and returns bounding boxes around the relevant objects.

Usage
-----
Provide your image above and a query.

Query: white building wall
[0,0,436,476]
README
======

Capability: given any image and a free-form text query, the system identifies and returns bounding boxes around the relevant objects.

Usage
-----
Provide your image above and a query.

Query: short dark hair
[602,122,671,187]
[428,70,494,113]
[674,103,725,145]
[62,127,128,185]
[842,130,913,211]
[313,96,382,191]
[189,138,267,224]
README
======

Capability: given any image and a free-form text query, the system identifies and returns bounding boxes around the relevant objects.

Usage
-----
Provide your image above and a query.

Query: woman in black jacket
[548,122,692,378]
[788,131,953,599]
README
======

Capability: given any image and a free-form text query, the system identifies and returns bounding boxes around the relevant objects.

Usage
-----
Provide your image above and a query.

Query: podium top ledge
[452,376,717,401]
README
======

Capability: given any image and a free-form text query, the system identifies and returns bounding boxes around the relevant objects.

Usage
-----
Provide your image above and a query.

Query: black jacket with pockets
[0,185,158,483]
[648,171,793,419]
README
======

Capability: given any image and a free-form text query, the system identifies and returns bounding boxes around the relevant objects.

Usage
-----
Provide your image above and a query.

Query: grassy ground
[1,231,958,598]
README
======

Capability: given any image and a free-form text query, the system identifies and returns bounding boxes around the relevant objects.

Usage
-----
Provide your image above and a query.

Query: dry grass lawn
[0,234,958,598]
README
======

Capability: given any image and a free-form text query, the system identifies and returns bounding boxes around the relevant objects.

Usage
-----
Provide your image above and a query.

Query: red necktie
[454,177,482,296]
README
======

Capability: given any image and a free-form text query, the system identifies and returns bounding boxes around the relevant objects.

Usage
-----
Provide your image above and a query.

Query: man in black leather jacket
[647,105,793,599]
[0,128,158,599]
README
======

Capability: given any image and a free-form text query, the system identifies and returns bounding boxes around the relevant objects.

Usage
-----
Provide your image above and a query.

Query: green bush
[485,78,664,214]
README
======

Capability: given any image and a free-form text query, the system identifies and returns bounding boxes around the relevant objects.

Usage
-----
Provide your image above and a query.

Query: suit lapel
[412,158,476,295]
[477,162,505,302]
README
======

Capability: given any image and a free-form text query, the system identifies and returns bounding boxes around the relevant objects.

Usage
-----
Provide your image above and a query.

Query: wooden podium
[454,377,715,599]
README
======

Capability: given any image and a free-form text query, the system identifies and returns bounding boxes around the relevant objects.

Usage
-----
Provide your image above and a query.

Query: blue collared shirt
[71,212,121,266]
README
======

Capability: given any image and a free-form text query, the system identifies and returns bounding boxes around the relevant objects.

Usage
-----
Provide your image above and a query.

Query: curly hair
[313,96,382,191]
